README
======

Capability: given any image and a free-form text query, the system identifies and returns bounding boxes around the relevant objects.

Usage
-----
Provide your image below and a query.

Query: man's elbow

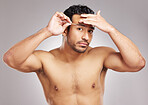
[3,51,16,68]
[3,52,11,65]
[133,57,146,72]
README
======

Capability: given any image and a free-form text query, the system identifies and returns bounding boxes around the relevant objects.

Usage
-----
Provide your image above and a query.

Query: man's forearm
[3,27,52,65]
[3,11,71,67]
[108,27,145,68]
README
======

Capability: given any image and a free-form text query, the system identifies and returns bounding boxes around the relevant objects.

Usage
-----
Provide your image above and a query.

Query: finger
[58,12,71,24]
[56,14,70,25]
[79,19,96,26]
[56,12,64,19]
[61,12,72,23]
[65,16,72,24]
[55,12,72,25]
[79,19,96,23]
[62,18,72,25]
[80,14,96,18]
[56,12,67,20]
[62,17,72,24]
[63,22,71,29]
[97,10,101,16]
[60,12,67,19]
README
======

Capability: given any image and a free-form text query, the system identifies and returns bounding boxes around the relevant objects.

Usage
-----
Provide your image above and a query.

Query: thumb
[97,10,101,15]
[63,22,71,29]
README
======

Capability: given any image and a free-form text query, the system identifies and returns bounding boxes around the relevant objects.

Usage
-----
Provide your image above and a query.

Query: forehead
[72,14,82,23]
[72,14,94,29]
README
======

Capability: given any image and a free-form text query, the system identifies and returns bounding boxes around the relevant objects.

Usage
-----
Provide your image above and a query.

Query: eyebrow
[71,23,95,30]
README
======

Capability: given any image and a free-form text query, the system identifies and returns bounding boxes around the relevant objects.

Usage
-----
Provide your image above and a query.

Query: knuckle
[55,11,59,14]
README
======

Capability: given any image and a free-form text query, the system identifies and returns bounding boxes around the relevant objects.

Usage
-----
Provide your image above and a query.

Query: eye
[88,30,94,34]
[77,28,83,31]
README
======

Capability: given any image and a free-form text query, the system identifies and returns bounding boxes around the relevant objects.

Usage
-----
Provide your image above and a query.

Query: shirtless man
[3,5,145,105]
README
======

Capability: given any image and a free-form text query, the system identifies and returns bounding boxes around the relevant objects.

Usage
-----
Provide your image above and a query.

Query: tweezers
[70,23,78,26]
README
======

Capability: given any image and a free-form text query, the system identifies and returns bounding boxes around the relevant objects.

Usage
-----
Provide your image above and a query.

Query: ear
[62,28,68,36]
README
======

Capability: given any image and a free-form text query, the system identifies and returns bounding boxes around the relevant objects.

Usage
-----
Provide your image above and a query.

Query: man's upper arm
[14,50,43,73]
[103,47,138,72]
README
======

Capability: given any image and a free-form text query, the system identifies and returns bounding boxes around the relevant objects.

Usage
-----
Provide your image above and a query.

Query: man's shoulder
[90,46,115,53]
[88,46,116,58]
[33,49,56,59]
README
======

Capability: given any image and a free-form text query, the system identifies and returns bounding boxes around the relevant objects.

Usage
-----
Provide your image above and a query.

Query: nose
[81,31,89,41]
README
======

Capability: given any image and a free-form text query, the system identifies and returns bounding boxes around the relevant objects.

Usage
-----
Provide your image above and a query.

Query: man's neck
[59,43,90,63]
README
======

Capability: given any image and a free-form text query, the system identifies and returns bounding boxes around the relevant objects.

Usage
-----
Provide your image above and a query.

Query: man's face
[65,14,95,53]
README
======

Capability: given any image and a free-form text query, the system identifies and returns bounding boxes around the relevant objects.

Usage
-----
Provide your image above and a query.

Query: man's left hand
[79,10,114,33]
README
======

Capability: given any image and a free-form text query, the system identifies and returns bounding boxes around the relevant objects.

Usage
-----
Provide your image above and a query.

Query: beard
[67,39,89,53]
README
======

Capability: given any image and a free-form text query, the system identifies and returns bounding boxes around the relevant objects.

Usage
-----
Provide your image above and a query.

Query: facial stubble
[67,36,89,53]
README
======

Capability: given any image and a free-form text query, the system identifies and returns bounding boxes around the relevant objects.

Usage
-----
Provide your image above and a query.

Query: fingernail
[81,14,86,17]
[79,19,83,22]
[68,23,71,25]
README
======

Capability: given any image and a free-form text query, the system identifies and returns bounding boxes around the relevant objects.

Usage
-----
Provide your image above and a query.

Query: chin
[74,46,88,53]
[76,50,86,53]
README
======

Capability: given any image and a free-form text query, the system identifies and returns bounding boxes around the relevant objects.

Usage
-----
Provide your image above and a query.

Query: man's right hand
[47,12,72,36]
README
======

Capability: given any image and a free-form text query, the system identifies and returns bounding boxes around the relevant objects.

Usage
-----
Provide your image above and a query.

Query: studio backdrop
[0,0,148,105]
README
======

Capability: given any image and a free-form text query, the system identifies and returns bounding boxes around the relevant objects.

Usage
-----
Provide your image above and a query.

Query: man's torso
[35,47,108,105]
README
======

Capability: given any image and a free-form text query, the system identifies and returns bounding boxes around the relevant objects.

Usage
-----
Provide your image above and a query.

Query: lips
[78,42,89,46]
[79,43,88,46]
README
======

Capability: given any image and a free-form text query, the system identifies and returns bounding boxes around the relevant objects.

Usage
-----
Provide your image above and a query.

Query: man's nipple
[92,83,95,88]
[54,85,58,91]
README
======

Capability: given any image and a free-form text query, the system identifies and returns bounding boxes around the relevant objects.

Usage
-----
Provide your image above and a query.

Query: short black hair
[64,4,95,21]
[64,5,95,32]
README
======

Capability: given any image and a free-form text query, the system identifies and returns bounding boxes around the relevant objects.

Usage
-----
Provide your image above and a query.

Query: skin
[3,11,146,105]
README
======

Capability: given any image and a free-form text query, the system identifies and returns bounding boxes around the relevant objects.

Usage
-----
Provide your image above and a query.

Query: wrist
[41,27,53,38]
[107,25,116,34]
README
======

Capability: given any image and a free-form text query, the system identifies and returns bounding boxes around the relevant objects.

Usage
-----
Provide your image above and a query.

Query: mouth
[77,42,89,47]
[79,43,88,46]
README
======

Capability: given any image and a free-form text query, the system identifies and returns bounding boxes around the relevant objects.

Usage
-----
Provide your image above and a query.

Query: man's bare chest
[40,57,104,94]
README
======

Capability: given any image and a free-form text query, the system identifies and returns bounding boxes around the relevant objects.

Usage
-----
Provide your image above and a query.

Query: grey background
[0,0,148,105]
